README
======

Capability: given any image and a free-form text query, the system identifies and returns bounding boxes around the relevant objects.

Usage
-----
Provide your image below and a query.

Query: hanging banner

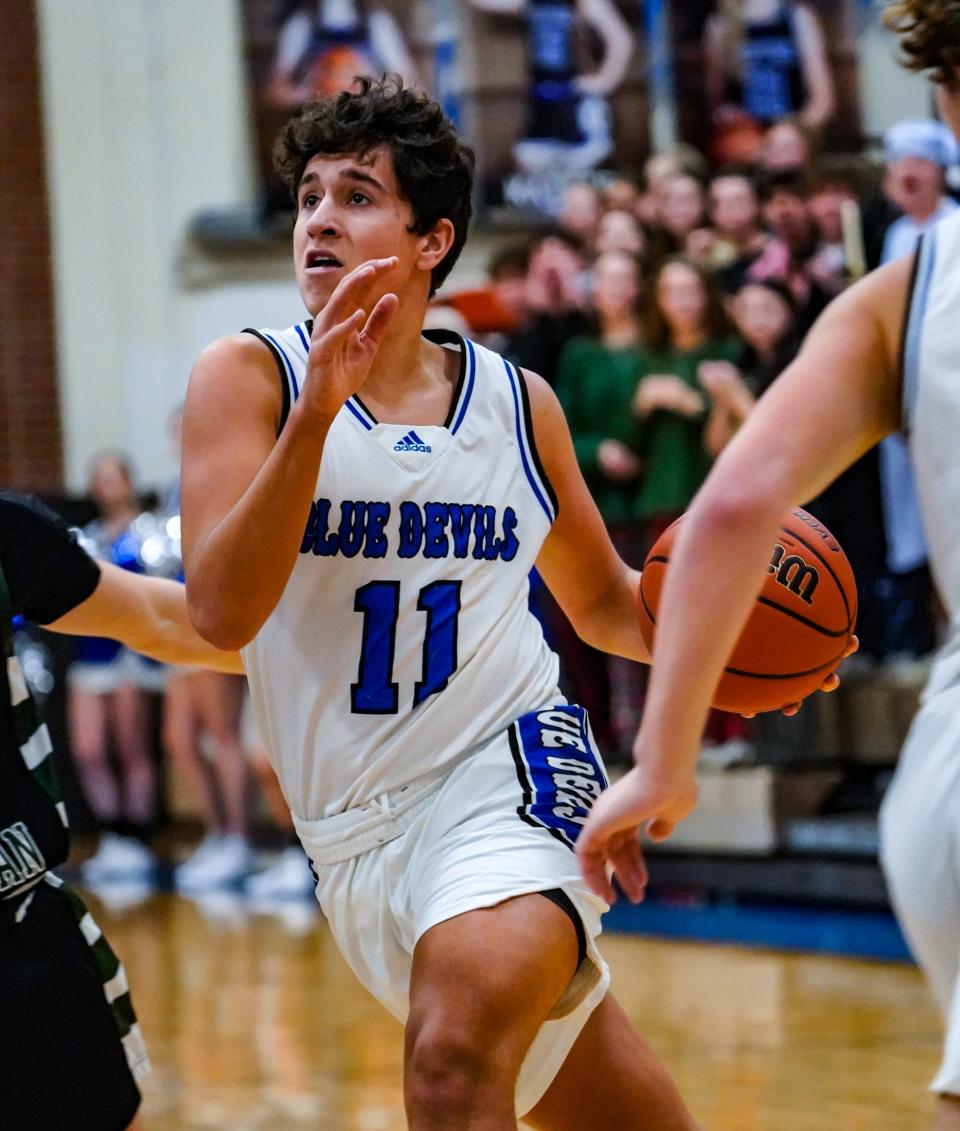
[240,0,430,217]
[670,1,863,167]
[239,1,866,226]
[462,0,645,220]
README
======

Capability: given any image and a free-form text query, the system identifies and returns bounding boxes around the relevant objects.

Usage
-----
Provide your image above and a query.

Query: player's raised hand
[575,766,699,905]
[304,257,400,422]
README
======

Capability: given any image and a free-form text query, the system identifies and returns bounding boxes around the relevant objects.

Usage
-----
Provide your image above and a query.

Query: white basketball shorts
[880,677,960,1096]
[293,701,612,1116]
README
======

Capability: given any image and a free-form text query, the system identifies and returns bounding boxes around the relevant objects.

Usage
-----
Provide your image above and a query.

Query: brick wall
[0,0,64,490]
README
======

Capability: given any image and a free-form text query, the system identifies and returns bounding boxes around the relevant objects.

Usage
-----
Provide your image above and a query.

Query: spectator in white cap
[881,118,958,263]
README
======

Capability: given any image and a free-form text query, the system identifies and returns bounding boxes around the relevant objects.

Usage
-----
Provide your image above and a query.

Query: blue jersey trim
[902,230,937,436]
[502,359,555,523]
[294,322,311,354]
[344,398,374,431]
[262,331,301,401]
[450,338,477,435]
[347,395,377,429]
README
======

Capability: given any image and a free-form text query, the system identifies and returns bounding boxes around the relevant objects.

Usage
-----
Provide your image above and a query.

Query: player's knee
[405,1019,509,1114]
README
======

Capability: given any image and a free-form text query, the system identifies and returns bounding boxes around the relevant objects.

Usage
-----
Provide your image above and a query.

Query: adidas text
[393,430,432,453]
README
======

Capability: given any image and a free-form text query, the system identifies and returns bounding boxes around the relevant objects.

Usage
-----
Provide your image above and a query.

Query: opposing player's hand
[742,634,860,718]
[575,767,699,905]
[304,257,400,423]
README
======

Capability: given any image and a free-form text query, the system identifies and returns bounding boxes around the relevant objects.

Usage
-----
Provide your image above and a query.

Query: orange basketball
[637,507,857,714]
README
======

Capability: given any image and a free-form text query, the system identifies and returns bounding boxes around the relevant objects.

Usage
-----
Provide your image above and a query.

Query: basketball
[637,507,857,714]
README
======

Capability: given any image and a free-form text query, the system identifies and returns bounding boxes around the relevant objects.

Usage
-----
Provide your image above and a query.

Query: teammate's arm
[575,0,634,97]
[575,254,911,903]
[794,2,836,128]
[703,13,729,119]
[525,370,652,665]
[369,10,421,86]
[45,564,243,674]
[181,261,397,650]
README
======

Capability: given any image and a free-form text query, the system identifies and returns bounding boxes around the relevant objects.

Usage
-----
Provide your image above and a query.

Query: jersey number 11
[352,580,462,714]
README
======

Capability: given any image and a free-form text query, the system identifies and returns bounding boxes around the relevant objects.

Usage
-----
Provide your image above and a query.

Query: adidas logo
[393,430,432,453]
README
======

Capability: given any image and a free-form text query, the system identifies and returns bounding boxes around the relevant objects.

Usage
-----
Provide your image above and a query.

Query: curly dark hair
[884,0,960,87]
[274,77,475,294]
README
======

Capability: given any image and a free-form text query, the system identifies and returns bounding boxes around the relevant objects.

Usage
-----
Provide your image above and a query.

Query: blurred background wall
[38,0,298,490]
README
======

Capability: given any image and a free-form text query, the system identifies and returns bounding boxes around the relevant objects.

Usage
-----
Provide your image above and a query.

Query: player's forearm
[186,410,332,650]
[125,578,244,673]
[574,566,652,664]
[580,30,632,96]
[633,488,784,775]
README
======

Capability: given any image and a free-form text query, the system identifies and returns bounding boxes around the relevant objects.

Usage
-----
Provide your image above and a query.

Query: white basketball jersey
[901,210,960,692]
[240,325,561,819]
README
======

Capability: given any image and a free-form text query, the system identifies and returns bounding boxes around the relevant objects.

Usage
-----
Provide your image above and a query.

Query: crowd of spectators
[440,113,959,762]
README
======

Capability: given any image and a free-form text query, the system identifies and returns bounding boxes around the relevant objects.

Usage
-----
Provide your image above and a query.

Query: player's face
[292,149,417,315]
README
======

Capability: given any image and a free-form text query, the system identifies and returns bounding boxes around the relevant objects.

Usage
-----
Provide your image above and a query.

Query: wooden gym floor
[86,889,942,1130]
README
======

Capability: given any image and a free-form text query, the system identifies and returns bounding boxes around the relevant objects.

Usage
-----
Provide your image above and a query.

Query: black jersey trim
[346,329,472,433]
[516,368,560,520]
[897,242,922,437]
[422,328,469,430]
[539,888,588,968]
[351,393,379,425]
[900,232,937,438]
[897,244,922,380]
[243,328,291,437]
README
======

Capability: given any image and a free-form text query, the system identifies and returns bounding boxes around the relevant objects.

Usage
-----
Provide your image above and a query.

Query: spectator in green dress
[632,255,741,545]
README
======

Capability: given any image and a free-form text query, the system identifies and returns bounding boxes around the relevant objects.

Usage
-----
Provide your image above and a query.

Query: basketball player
[0,491,242,1129]
[180,78,699,1128]
[577,4,960,1127]
[469,0,633,174]
[266,0,418,110]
